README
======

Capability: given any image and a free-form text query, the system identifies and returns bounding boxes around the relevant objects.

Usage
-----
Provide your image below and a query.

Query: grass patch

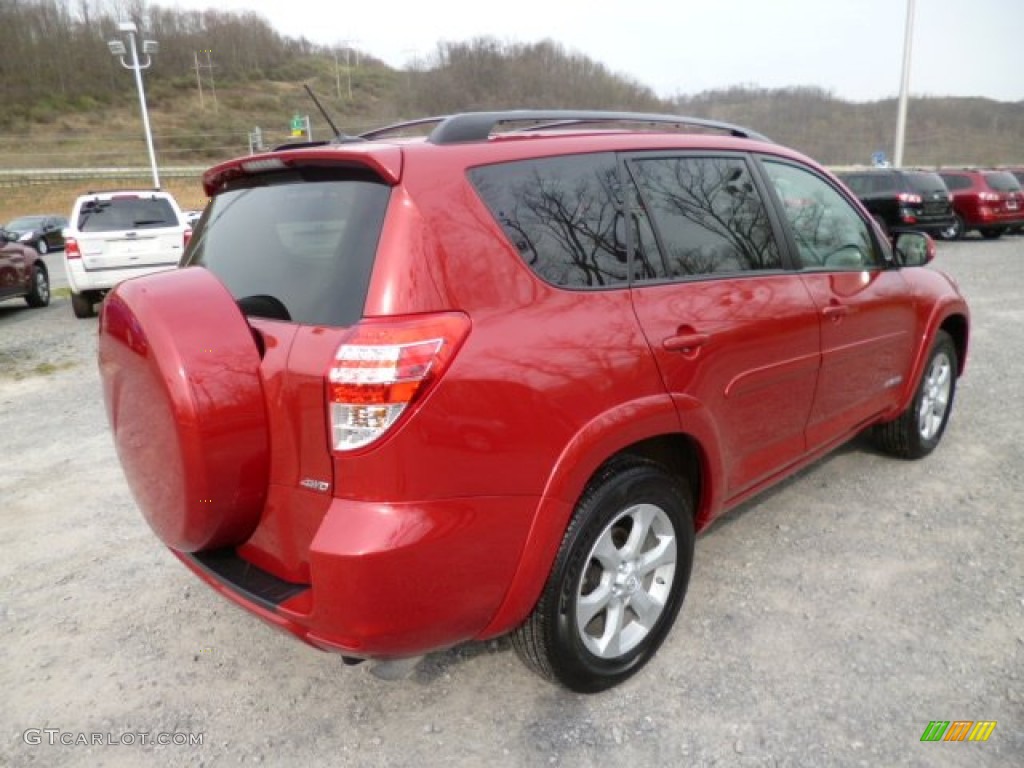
[30,361,77,377]
[0,351,77,381]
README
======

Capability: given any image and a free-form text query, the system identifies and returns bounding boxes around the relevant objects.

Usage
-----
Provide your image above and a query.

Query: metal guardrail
[0,166,206,186]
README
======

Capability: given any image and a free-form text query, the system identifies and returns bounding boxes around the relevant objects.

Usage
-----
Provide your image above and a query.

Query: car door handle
[663,333,710,352]
[822,305,849,320]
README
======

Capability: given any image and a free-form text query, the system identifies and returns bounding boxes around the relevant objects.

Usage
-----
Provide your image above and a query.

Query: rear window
[939,174,972,192]
[837,172,900,196]
[904,172,948,195]
[77,197,179,232]
[983,172,1021,192]
[185,172,390,327]
[837,174,872,195]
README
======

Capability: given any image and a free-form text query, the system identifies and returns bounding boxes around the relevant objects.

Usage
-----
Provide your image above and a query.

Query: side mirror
[893,231,935,267]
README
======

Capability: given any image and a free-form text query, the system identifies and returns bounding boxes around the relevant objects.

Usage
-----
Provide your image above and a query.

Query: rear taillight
[64,237,81,259]
[327,312,470,451]
[897,193,922,204]
[183,228,193,250]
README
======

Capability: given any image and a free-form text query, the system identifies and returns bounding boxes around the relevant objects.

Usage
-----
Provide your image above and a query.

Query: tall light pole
[108,21,160,188]
[893,0,915,168]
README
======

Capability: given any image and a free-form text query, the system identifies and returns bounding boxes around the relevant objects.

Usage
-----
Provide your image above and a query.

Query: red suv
[936,168,1024,239]
[98,111,970,693]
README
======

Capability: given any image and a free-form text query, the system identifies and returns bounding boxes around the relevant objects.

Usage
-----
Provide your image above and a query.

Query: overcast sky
[164,0,1022,103]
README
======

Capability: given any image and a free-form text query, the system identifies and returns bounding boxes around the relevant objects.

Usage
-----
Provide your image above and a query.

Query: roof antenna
[303,83,344,139]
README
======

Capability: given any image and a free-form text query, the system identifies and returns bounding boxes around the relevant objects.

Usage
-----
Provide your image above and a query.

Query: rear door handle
[822,305,849,320]
[663,333,710,352]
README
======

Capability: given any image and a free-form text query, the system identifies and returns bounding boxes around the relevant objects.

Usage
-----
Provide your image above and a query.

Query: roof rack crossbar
[421,110,771,145]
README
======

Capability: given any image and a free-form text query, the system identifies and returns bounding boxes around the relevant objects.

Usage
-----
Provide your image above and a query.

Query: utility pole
[893,0,915,167]
[193,49,218,111]
[336,40,358,100]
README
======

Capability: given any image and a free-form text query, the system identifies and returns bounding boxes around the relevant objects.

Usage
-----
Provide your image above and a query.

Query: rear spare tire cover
[99,267,269,552]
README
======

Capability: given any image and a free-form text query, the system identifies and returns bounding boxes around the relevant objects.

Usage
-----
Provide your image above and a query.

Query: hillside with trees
[1,0,1021,173]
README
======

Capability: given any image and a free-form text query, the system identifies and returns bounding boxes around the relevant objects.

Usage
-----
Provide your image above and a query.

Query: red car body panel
[99,124,971,662]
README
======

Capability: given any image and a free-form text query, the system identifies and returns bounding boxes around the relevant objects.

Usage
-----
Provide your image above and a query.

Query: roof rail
[420,110,772,144]
[358,116,449,140]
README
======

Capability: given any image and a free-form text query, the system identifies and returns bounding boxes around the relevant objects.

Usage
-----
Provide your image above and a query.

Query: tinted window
[939,174,972,191]
[629,156,781,278]
[840,172,897,196]
[838,174,869,195]
[763,160,879,270]
[186,174,389,327]
[77,197,179,232]
[469,154,628,288]
[7,216,47,230]
[904,172,948,195]
[983,172,1021,192]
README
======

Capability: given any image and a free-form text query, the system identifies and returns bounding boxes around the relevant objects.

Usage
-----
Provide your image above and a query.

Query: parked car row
[2,192,195,316]
[835,166,1024,240]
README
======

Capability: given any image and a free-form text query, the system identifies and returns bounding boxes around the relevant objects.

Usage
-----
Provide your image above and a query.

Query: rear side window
[185,174,389,327]
[77,197,179,232]
[469,153,628,288]
[628,155,782,277]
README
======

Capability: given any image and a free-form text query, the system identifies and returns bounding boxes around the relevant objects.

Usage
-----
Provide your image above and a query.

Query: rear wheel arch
[479,413,717,640]
[511,453,697,691]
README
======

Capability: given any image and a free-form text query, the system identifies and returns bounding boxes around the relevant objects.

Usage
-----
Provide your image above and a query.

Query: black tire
[71,291,95,319]
[872,330,957,459]
[979,228,1003,240]
[24,264,50,308]
[512,457,695,693]
[939,215,964,241]
[36,238,49,255]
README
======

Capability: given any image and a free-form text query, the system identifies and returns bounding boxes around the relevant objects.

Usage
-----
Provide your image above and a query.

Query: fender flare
[889,297,969,420]
[478,392,724,638]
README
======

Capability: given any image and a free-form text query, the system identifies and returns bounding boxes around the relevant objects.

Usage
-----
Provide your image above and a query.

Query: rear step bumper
[171,494,538,659]
[186,549,308,611]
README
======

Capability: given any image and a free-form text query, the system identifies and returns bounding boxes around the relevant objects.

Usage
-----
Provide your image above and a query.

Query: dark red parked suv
[936,168,1024,239]
[0,228,50,308]
[98,111,970,692]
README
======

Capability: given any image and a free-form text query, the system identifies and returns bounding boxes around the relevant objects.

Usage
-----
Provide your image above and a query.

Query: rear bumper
[65,259,178,294]
[174,494,537,658]
[898,211,955,233]
[964,207,1024,228]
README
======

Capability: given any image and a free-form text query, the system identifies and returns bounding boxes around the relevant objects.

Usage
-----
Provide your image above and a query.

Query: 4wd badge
[300,478,330,493]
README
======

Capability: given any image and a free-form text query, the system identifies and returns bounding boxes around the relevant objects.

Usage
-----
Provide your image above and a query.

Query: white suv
[64,190,190,318]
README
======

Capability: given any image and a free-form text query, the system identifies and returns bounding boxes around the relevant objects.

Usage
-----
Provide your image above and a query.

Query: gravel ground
[1,238,1021,767]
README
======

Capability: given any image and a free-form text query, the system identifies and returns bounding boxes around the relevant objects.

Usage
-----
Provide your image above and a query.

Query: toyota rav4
[98,111,969,693]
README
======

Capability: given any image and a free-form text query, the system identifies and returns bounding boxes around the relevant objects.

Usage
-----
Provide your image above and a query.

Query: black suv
[836,168,954,236]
